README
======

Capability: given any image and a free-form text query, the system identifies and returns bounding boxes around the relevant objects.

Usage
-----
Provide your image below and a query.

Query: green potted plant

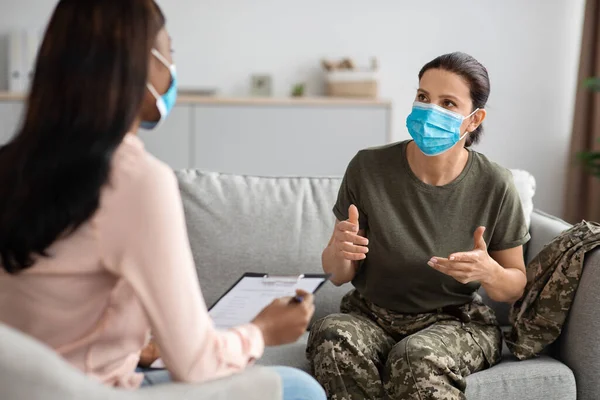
[578,77,600,177]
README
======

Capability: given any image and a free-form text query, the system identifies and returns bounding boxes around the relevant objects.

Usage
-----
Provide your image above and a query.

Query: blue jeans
[272,366,326,400]
[137,366,326,400]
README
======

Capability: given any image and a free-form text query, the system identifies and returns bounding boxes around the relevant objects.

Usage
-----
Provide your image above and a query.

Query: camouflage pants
[306,290,502,400]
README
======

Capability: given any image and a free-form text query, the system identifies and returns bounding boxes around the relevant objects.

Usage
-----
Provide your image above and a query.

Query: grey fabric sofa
[1,170,598,399]
[177,170,600,400]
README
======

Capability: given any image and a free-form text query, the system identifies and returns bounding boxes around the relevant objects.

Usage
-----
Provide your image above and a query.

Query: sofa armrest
[527,209,571,264]
[135,367,282,400]
[0,319,282,400]
[557,248,600,400]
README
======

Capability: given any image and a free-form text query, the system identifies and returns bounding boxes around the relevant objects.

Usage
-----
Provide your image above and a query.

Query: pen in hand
[290,294,304,304]
[289,288,310,304]
[252,289,315,347]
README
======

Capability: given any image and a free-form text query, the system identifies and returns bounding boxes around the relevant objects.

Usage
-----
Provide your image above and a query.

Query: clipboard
[209,272,330,309]
[207,272,330,330]
[147,272,330,369]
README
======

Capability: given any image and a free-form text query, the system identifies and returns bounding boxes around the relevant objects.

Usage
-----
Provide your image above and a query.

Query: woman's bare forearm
[481,261,527,303]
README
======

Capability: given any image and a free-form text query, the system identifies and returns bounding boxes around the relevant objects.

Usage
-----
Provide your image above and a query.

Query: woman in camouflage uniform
[307,52,530,400]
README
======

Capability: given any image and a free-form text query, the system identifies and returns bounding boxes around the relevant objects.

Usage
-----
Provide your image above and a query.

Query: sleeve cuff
[489,232,531,252]
[240,323,265,361]
[333,206,368,228]
[333,205,347,222]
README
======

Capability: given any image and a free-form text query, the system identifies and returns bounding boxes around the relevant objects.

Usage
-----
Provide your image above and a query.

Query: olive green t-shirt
[333,140,530,314]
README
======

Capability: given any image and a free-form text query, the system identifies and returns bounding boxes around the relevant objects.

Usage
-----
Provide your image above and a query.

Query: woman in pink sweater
[0,1,325,398]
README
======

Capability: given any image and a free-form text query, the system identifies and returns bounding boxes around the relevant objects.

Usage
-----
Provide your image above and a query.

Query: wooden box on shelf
[326,70,379,99]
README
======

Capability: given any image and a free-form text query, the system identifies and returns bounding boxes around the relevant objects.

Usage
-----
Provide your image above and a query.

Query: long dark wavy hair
[0,0,165,273]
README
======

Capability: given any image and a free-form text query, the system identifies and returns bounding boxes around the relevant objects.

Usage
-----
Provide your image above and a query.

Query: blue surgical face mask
[141,48,177,130]
[406,102,479,156]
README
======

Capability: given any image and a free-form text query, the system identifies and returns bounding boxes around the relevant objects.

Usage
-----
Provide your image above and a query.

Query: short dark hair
[418,52,490,147]
[0,0,165,273]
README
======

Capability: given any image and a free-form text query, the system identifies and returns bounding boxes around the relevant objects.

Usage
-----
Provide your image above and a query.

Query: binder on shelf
[6,30,40,93]
[23,31,39,90]
[8,31,24,93]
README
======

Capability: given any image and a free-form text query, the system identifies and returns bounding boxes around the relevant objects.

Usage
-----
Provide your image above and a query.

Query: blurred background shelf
[0,92,392,176]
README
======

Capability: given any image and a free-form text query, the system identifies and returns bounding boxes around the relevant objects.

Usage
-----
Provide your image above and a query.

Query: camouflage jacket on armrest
[505,220,600,360]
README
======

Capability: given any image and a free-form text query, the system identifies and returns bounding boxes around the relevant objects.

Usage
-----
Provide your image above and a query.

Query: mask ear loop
[150,48,172,69]
[460,108,481,140]
[146,83,161,100]
[149,48,176,88]
[146,48,169,101]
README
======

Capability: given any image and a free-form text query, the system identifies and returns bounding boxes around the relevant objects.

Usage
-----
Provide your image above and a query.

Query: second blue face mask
[141,48,178,131]
[406,102,478,156]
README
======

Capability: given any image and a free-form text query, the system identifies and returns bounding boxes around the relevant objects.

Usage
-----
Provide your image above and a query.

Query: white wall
[0,0,586,217]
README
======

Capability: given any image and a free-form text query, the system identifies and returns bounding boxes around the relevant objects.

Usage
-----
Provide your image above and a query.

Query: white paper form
[208,276,325,330]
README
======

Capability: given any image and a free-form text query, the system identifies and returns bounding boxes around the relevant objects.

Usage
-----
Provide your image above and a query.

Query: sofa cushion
[258,333,575,400]
[465,347,576,400]
[510,169,536,229]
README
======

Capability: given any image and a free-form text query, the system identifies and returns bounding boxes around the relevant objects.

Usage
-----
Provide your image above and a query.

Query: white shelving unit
[0,93,392,176]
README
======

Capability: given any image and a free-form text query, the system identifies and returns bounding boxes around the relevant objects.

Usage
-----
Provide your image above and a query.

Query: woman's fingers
[448,251,479,263]
[295,288,310,297]
[428,257,473,273]
[337,220,359,233]
[341,251,367,261]
[339,242,369,254]
[335,218,368,261]
[340,231,369,246]
[428,257,480,284]
[294,289,314,306]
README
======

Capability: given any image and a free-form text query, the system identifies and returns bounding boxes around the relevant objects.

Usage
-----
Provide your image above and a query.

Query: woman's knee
[308,314,363,350]
[272,366,326,400]
[308,312,392,363]
[388,334,451,371]
[384,334,461,393]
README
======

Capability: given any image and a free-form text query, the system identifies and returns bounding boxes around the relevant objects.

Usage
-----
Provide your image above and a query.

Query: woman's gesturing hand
[428,226,501,285]
[333,205,369,261]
